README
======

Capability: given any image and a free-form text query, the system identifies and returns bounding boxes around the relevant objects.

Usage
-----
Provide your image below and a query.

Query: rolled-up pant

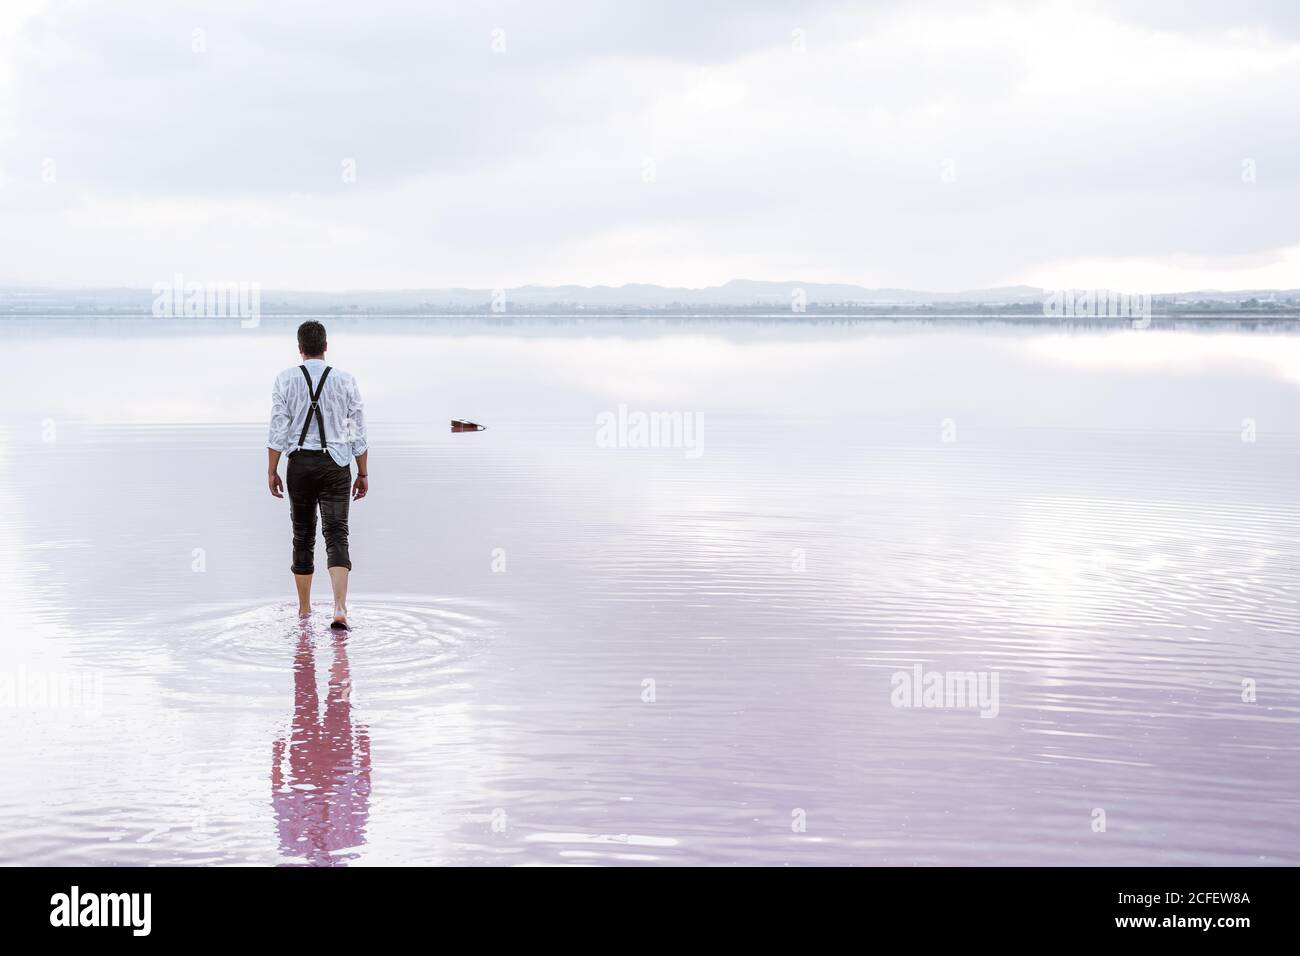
[287,450,352,574]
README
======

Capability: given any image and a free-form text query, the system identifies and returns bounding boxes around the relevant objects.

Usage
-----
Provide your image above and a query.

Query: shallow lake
[1,316,1297,865]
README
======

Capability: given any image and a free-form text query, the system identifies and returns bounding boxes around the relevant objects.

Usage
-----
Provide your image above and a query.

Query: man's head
[297,320,327,359]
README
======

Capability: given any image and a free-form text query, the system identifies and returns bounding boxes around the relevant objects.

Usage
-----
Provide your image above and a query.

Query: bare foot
[298,605,312,618]
[330,606,349,631]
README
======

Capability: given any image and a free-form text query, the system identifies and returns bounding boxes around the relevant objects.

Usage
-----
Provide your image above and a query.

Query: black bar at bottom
[0,866,1283,942]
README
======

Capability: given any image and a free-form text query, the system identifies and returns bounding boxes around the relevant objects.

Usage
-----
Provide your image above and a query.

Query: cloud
[1,0,1299,290]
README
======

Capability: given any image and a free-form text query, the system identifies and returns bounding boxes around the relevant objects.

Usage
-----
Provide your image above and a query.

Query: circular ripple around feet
[154,594,495,704]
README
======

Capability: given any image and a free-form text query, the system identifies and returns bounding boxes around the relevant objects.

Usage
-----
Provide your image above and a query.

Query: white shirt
[268,359,368,466]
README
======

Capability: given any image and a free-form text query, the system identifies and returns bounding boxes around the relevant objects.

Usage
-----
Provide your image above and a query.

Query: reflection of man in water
[271,627,372,866]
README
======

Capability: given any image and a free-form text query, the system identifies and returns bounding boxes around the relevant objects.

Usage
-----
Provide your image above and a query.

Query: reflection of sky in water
[1,318,1298,865]
[6,317,1300,431]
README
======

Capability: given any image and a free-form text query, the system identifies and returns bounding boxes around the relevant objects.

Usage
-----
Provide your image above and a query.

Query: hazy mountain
[1,282,1298,315]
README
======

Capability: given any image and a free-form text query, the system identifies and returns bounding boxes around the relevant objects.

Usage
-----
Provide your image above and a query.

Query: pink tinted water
[1,317,1298,865]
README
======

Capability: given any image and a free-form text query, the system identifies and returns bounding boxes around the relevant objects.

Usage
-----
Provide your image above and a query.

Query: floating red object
[451,419,485,433]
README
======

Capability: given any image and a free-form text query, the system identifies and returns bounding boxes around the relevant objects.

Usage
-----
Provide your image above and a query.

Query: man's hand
[267,448,284,498]
[352,450,369,501]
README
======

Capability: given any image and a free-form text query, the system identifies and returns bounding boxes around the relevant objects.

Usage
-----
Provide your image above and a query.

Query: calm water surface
[1,317,1298,865]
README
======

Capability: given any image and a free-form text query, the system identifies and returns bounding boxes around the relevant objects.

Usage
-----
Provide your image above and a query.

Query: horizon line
[2,281,1299,298]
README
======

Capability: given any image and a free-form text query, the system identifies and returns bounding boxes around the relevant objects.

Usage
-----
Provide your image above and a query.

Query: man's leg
[328,567,349,628]
[294,573,312,617]
[320,459,353,629]
[287,454,321,615]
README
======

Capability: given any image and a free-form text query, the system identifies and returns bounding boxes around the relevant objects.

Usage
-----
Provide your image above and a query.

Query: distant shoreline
[4,310,1300,325]
[3,280,1299,318]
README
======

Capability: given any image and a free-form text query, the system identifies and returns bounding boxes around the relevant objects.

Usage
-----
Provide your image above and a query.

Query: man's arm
[268,373,290,498]
[268,447,284,498]
[348,377,369,501]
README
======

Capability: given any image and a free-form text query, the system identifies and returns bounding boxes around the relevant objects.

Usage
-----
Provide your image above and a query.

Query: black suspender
[296,365,332,450]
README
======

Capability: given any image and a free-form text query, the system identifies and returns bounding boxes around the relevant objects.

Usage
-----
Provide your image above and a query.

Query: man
[267,320,369,630]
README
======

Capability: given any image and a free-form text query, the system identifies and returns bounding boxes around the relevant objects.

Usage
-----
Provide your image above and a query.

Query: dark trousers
[287,451,352,574]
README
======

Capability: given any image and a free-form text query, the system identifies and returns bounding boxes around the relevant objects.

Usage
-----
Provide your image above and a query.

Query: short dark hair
[297,320,327,356]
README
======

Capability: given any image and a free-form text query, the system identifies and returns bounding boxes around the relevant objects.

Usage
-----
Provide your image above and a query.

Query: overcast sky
[1,0,1298,292]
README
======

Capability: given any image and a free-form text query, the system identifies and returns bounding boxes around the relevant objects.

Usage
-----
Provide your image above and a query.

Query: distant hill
[1,281,1298,315]
[495,280,1049,306]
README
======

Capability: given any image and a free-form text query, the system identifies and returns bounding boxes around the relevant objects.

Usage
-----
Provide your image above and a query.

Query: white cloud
[1,0,1298,290]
